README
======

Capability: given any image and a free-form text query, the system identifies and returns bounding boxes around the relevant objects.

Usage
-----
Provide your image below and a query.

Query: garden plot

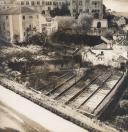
[79,72,123,114]
[41,71,75,94]
[48,74,83,99]
[68,73,111,108]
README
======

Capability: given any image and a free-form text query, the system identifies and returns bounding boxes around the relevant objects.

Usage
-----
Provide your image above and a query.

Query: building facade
[39,14,58,35]
[0,0,103,19]
[70,0,103,18]
[0,6,58,43]
[15,0,68,13]
[0,0,16,10]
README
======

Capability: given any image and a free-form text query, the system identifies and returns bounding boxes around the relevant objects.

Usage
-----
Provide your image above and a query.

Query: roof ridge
[0,6,38,15]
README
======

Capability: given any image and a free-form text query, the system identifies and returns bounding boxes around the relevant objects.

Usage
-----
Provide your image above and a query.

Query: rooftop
[0,6,38,15]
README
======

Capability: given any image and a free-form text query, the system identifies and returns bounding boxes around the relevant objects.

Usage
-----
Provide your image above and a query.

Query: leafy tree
[50,3,70,17]
[60,3,70,16]
[103,4,107,19]
[106,13,115,27]
[28,32,47,46]
[77,14,93,34]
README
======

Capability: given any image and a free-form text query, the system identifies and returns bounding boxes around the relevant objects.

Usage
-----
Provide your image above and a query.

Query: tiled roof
[0,6,38,15]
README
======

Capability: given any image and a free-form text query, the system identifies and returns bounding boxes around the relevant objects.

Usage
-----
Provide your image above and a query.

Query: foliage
[28,32,47,46]
[103,29,114,39]
[50,3,70,17]
[106,13,116,27]
[77,14,93,34]
[103,4,107,19]
[57,18,75,31]
[50,31,103,46]
[114,116,128,131]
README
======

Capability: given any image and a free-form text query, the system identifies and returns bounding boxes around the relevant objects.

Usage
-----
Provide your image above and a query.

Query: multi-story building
[15,0,68,13]
[39,15,58,35]
[70,0,103,18]
[0,6,58,43]
[0,0,103,19]
[0,0,16,10]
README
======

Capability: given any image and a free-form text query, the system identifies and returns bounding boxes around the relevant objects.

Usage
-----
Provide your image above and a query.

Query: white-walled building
[0,0,104,20]
[15,0,68,13]
[0,0,16,10]
[81,44,128,68]
[0,6,58,43]
[92,19,108,28]
[39,15,58,35]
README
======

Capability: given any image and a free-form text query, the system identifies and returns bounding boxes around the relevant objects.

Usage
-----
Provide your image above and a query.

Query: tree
[77,13,93,34]
[28,32,47,46]
[106,13,115,27]
[103,4,107,19]
[60,3,70,16]
[50,3,70,17]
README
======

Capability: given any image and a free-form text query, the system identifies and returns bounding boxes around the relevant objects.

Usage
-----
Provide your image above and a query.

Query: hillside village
[0,0,128,132]
[0,0,128,68]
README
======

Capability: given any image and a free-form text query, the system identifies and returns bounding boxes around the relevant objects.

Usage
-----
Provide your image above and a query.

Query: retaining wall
[0,77,118,132]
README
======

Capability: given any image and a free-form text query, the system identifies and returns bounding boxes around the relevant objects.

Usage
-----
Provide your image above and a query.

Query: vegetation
[50,31,103,46]
[50,3,70,17]
[77,14,93,34]
[28,32,48,46]
[109,88,128,131]
[103,29,114,40]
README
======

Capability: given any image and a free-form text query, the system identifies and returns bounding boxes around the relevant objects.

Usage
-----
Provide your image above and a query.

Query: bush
[28,33,47,46]
[103,30,114,40]
[50,31,103,46]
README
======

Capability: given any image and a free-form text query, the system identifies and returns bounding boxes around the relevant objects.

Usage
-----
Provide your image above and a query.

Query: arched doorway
[97,21,101,28]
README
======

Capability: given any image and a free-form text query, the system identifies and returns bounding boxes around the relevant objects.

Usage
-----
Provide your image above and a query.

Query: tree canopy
[50,3,70,17]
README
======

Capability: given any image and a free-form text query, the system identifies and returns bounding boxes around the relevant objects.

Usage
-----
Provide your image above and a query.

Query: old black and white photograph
[0,0,128,132]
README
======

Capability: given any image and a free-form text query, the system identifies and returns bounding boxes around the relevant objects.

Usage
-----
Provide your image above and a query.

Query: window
[6,16,8,19]
[79,1,82,6]
[42,1,44,5]
[48,7,51,11]
[46,1,48,5]
[50,1,52,5]
[21,1,24,5]
[26,1,29,5]
[73,1,76,4]
[29,16,33,19]
[31,1,34,5]
[22,16,25,20]
[73,9,76,13]
[79,9,82,13]
[97,22,101,28]
[86,9,89,13]
[37,1,40,5]
[53,2,56,5]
